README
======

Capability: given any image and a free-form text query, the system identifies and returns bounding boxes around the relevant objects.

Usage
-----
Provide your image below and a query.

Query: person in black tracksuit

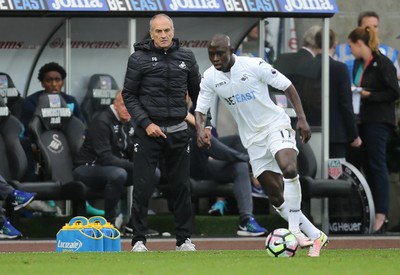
[121,14,202,251]
[73,92,142,225]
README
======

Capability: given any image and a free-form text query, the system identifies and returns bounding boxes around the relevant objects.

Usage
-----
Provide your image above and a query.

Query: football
[265,228,299,257]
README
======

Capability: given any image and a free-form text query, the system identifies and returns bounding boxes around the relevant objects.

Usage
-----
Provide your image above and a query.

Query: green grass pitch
[1,249,398,274]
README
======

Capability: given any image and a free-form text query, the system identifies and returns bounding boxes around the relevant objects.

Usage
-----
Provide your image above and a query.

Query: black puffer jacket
[122,38,201,129]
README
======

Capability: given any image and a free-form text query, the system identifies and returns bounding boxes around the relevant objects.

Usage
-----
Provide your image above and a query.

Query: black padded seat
[190,179,234,198]
[0,97,85,224]
[81,74,119,125]
[28,93,94,214]
[0,72,23,119]
[297,142,355,217]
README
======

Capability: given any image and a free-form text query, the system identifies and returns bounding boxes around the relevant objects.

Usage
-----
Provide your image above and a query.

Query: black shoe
[373,220,389,234]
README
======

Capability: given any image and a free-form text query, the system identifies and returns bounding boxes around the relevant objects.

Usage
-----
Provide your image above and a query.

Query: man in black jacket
[273,26,322,127]
[314,28,362,158]
[122,14,201,252]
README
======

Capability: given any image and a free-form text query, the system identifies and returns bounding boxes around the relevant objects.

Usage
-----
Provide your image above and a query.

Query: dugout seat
[0,72,23,119]
[30,92,134,218]
[81,74,119,125]
[297,142,354,217]
[28,93,96,215]
[0,96,88,226]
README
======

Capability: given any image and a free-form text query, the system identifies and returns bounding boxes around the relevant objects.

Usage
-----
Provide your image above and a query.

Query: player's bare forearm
[195,111,207,131]
[195,111,211,149]
[296,120,312,143]
[284,84,306,120]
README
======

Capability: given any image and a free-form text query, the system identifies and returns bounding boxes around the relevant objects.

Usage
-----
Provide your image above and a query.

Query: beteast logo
[168,0,221,11]
[283,0,334,12]
[57,239,83,251]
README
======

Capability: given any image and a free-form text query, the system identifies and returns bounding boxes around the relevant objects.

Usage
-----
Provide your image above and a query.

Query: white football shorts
[248,128,298,178]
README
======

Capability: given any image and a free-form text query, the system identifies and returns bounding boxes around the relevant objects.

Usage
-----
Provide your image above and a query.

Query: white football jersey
[196,55,292,148]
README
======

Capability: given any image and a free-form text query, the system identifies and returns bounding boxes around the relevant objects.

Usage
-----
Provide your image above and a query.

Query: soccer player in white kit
[195,33,328,257]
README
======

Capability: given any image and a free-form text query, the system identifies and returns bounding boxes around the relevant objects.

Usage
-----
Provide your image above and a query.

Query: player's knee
[269,194,284,207]
[281,163,297,179]
[110,168,128,188]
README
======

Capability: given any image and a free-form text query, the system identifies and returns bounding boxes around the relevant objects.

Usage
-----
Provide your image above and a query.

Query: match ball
[265,228,298,257]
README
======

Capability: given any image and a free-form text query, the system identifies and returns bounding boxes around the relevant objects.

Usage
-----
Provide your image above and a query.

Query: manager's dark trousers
[130,127,193,246]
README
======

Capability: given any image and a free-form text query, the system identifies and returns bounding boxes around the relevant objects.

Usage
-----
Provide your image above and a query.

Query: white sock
[283,176,301,232]
[274,175,321,240]
[274,203,320,240]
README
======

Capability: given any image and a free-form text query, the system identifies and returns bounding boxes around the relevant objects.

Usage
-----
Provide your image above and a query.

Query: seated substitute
[20,62,101,215]
[73,91,159,230]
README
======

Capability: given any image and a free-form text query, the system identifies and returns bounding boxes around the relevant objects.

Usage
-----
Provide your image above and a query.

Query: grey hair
[302,25,321,48]
[149,14,174,32]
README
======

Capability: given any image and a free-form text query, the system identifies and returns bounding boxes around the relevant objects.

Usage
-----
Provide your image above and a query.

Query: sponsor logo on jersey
[223,91,256,106]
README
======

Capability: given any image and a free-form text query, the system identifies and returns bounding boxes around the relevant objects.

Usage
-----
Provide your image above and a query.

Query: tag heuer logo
[328,159,343,180]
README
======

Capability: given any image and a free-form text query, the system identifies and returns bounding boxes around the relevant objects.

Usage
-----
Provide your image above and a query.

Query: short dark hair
[357,11,379,27]
[38,62,67,82]
[315,29,335,49]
